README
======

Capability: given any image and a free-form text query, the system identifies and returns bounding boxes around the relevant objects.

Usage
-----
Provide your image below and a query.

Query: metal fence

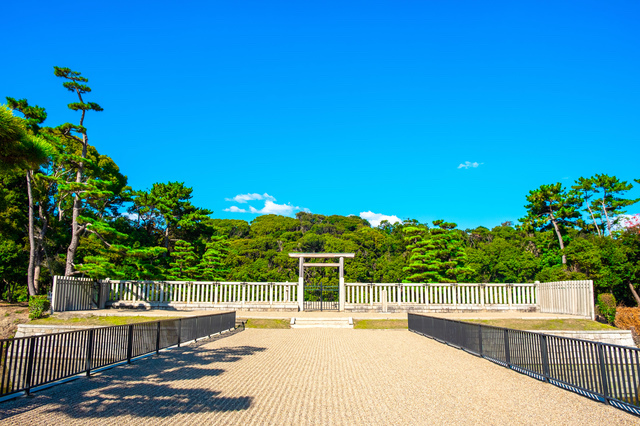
[408,314,640,417]
[0,311,236,399]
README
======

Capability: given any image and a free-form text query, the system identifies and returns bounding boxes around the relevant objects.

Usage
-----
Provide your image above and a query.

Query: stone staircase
[290,317,353,329]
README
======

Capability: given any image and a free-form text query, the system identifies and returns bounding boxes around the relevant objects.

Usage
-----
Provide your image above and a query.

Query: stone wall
[527,330,636,347]
[15,324,101,338]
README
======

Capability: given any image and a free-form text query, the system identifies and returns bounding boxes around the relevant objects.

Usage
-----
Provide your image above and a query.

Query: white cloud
[458,161,482,169]
[225,193,276,203]
[360,211,402,227]
[123,212,139,221]
[250,200,300,216]
[224,206,247,213]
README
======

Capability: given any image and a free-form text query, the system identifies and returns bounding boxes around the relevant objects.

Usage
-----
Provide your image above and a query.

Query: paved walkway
[1,329,634,425]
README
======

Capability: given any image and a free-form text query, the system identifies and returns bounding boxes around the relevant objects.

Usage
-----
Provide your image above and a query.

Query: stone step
[290,317,353,329]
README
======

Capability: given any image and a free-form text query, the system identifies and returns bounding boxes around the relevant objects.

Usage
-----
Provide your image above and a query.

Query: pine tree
[168,240,199,280]
[53,67,105,276]
[403,220,473,283]
[199,236,229,281]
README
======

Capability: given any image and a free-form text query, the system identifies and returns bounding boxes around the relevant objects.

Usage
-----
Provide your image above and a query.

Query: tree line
[1,68,639,305]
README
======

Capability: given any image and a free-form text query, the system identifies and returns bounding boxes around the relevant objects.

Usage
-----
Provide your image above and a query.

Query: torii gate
[288,253,355,312]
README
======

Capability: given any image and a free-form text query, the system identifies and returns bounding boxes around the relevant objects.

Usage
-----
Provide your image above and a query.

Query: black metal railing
[408,313,640,417]
[0,311,236,399]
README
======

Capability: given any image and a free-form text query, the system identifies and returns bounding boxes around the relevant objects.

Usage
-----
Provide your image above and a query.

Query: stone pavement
[0,329,634,425]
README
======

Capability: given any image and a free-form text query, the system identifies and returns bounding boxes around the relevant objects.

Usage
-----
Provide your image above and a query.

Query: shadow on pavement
[0,331,266,421]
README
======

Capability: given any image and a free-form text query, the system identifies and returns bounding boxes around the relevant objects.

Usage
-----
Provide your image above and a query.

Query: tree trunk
[65,133,87,276]
[586,205,602,236]
[34,203,49,294]
[164,226,170,255]
[549,213,567,265]
[629,282,640,307]
[26,171,37,296]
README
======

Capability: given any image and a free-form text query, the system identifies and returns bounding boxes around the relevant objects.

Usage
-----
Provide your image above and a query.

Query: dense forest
[1,68,639,305]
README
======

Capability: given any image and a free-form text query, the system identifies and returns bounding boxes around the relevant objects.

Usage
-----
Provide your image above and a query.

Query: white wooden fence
[51,276,594,318]
[104,280,298,311]
[537,280,594,320]
[51,276,106,312]
[345,282,538,312]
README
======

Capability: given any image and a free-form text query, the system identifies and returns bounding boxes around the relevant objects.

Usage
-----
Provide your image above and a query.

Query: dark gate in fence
[304,281,339,311]
[408,313,640,417]
[0,311,236,399]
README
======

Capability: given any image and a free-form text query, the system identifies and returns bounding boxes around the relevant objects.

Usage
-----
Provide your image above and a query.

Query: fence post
[24,339,36,395]
[478,324,483,356]
[85,329,94,377]
[597,343,610,404]
[194,317,199,342]
[177,318,182,347]
[156,321,161,354]
[126,325,134,364]
[540,333,550,382]
[504,329,511,367]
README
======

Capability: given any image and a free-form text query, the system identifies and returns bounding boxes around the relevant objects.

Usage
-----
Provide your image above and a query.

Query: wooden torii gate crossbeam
[288,253,355,312]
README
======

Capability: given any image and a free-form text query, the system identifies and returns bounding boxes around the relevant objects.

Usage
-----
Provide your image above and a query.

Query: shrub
[597,293,617,324]
[28,295,51,319]
[615,307,640,331]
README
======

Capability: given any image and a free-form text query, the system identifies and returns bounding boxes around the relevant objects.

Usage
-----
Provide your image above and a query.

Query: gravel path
[0,329,635,425]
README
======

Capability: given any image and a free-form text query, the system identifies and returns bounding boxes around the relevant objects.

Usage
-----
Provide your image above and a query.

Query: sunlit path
[0,329,635,425]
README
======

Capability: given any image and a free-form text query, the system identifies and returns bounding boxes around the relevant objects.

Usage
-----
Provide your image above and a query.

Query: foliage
[0,105,52,171]
[28,295,51,319]
[403,220,472,283]
[168,240,200,280]
[596,293,617,324]
[199,236,229,281]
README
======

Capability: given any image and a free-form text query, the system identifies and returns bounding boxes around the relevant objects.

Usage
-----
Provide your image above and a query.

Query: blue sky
[2,1,639,229]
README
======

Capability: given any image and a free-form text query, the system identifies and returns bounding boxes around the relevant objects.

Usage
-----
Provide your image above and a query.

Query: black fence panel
[0,311,236,399]
[408,313,640,417]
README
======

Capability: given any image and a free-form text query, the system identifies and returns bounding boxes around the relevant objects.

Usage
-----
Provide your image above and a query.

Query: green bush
[28,295,51,319]
[597,293,617,324]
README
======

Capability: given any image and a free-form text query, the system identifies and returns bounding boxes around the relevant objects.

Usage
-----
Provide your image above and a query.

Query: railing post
[540,333,550,382]
[269,282,273,306]
[85,329,94,377]
[126,325,134,364]
[453,283,458,309]
[242,282,246,309]
[507,283,513,308]
[156,321,161,354]
[177,318,182,347]
[24,338,36,395]
[597,343,610,404]
[480,283,485,309]
[504,328,511,367]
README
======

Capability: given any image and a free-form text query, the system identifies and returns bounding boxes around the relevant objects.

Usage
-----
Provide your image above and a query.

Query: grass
[244,318,290,329]
[462,318,617,331]
[354,319,408,329]
[29,315,179,326]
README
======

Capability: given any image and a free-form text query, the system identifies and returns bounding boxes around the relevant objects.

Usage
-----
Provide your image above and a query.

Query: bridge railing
[408,313,640,417]
[0,311,236,399]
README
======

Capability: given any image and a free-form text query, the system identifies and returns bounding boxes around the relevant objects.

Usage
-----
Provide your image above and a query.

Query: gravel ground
[0,329,635,425]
